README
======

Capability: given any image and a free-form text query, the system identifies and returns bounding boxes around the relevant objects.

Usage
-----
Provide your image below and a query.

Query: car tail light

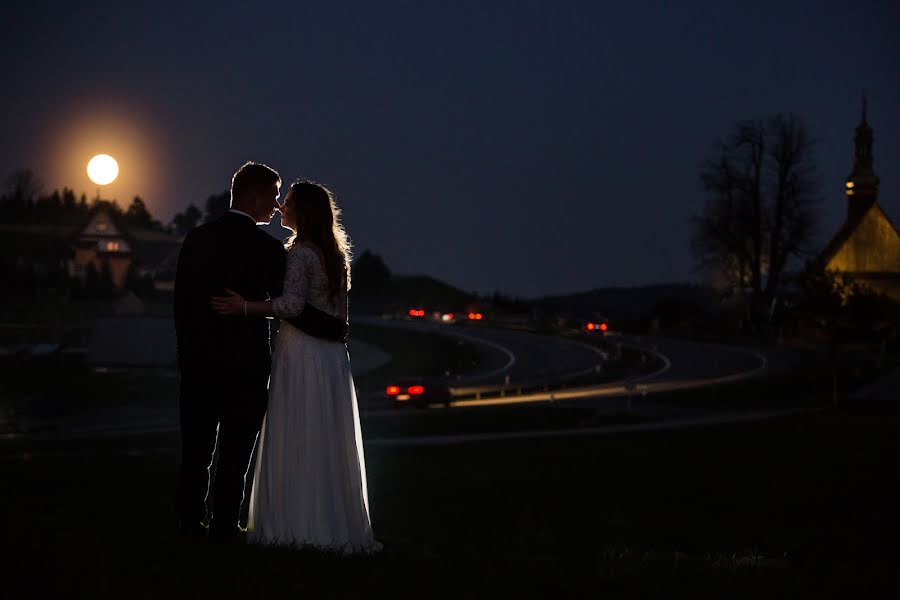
[386,386,400,395]
[587,323,595,330]
[600,323,608,331]
[407,385,425,395]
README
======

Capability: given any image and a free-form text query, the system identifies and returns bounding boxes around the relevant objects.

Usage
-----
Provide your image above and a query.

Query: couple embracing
[173,161,380,552]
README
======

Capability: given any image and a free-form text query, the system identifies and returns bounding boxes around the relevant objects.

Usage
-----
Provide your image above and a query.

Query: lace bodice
[272,244,347,319]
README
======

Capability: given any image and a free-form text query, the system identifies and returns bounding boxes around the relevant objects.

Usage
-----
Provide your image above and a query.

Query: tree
[692,114,821,309]
[170,204,203,236]
[124,196,154,228]
[790,266,900,346]
[204,191,230,223]
[4,168,43,205]
[61,188,77,211]
[91,198,124,219]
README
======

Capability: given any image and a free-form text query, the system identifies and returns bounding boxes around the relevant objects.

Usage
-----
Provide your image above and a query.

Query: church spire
[845,93,879,220]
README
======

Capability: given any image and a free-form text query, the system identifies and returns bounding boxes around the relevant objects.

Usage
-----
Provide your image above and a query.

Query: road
[355,317,608,385]
[2,321,788,440]
[358,318,770,410]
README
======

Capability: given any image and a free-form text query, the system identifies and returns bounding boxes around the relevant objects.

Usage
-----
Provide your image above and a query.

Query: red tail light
[407,385,425,395]
[587,323,595,330]
[599,323,608,331]
[386,386,400,395]
[475,313,483,320]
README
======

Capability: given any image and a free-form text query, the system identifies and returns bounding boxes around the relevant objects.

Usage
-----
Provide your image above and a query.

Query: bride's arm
[270,248,309,319]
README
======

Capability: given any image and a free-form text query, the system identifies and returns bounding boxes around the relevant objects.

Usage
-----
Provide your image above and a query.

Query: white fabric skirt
[247,323,380,553]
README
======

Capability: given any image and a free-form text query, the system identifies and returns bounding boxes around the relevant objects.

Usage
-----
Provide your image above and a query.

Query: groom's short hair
[231,162,282,205]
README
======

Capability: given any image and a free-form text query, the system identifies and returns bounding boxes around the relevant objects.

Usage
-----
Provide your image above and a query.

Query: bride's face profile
[280,190,297,231]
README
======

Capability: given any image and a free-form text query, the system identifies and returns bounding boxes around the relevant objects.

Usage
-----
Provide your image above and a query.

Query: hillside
[351,274,478,315]
[532,283,719,329]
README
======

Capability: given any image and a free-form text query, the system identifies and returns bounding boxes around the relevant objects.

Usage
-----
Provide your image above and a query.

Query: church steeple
[845,93,879,220]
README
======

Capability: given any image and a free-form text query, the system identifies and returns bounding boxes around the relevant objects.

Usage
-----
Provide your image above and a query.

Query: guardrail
[446,339,664,402]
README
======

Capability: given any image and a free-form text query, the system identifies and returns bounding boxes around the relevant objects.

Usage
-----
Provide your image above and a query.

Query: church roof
[818,201,900,269]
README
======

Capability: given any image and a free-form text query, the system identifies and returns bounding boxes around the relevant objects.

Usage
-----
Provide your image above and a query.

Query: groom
[173,161,346,542]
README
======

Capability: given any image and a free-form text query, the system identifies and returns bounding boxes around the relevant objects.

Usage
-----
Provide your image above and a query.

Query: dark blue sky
[3,1,898,297]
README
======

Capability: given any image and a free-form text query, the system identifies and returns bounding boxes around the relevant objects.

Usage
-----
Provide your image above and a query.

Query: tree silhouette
[692,113,821,308]
[204,191,230,223]
[124,196,155,228]
[4,168,43,205]
[170,204,203,236]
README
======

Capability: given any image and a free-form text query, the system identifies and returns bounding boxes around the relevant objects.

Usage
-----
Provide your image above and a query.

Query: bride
[210,180,380,553]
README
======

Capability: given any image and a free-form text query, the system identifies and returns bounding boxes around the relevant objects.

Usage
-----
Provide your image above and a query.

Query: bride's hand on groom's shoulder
[210,288,245,316]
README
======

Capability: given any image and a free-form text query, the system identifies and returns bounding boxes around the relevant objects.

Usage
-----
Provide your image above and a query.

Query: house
[68,209,134,288]
[67,209,182,291]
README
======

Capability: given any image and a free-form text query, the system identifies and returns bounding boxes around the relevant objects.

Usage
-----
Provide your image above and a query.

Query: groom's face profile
[230,161,282,223]
[253,182,281,224]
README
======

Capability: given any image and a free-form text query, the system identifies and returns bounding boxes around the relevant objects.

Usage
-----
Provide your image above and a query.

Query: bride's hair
[285,180,352,301]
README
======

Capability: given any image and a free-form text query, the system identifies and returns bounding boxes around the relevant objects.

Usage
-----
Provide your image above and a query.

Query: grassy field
[2,409,898,598]
[3,321,898,597]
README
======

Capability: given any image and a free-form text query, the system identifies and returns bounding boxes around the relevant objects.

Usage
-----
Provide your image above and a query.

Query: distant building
[818,100,900,302]
[67,209,182,291]
[68,209,134,288]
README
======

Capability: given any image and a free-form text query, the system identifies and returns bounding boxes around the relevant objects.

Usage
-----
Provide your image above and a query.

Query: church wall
[827,206,900,273]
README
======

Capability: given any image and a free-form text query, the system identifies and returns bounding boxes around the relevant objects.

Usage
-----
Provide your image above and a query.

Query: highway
[357,318,769,410]
[355,317,608,386]
[3,318,780,440]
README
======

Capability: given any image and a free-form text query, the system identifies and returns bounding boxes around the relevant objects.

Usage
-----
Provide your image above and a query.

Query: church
[818,100,900,302]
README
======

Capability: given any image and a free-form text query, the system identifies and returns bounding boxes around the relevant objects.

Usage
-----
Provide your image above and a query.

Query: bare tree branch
[692,113,822,306]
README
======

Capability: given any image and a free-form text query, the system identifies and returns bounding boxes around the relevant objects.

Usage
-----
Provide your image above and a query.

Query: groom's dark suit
[173,211,345,538]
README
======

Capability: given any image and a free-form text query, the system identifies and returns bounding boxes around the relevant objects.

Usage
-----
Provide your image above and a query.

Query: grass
[361,404,651,438]
[3,324,898,597]
[0,360,179,429]
[2,409,899,598]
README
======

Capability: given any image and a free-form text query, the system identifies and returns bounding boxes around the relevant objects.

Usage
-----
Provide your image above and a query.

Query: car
[385,377,452,408]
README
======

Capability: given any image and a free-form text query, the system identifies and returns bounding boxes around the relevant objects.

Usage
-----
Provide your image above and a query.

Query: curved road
[357,318,769,409]
[355,317,608,385]
[3,321,776,440]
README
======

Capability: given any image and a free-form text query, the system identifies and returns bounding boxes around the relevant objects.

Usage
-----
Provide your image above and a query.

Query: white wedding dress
[247,243,380,552]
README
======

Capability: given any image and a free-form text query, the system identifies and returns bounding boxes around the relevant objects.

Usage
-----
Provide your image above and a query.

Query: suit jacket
[174,212,346,377]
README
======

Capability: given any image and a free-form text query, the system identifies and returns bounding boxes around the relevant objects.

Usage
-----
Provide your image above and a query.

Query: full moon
[87,154,119,185]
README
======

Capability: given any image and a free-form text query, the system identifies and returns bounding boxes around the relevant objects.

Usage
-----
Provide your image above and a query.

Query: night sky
[3,1,898,297]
